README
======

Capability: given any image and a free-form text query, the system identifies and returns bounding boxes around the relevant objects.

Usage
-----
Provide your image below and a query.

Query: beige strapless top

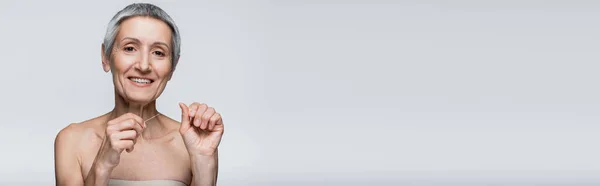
[109,179,187,186]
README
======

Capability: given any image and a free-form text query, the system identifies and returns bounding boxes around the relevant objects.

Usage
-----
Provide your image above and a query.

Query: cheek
[153,61,173,78]
[112,54,137,72]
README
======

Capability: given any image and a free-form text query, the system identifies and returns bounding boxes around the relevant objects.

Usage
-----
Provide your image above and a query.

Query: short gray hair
[103,3,181,70]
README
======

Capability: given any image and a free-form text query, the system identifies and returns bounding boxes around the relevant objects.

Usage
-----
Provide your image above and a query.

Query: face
[102,16,174,105]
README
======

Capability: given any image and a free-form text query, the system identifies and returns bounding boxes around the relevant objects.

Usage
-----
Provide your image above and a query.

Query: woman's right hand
[96,113,145,170]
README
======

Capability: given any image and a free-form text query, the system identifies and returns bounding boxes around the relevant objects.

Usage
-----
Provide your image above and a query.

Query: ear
[167,71,174,81]
[167,55,180,81]
[101,44,111,73]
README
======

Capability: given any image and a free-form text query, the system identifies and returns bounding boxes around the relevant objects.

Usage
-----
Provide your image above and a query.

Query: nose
[135,51,151,73]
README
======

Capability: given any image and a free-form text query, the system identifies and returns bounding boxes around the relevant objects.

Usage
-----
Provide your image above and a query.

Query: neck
[111,93,159,121]
[109,91,169,141]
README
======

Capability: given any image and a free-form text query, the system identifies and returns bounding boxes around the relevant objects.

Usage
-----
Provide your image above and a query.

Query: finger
[109,131,136,153]
[118,140,135,153]
[188,102,202,126]
[126,113,145,129]
[201,107,215,130]
[208,112,221,131]
[111,130,137,141]
[119,118,143,134]
[110,139,132,153]
[107,114,131,126]
[115,120,142,149]
[194,104,208,127]
[119,130,139,151]
[109,113,144,129]
[179,103,191,132]
[188,102,201,121]
[118,118,144,135]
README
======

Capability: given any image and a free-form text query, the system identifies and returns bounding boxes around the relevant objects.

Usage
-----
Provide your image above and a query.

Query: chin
[125,94,157,104]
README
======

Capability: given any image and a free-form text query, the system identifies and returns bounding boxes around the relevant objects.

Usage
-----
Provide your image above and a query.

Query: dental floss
[140,105,160,126]
[144,113,160,125]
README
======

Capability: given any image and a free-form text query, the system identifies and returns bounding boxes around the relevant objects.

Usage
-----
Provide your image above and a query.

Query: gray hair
[103,3,181,70]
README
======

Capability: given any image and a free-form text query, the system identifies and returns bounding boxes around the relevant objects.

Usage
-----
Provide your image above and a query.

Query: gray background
[0,0,599,185]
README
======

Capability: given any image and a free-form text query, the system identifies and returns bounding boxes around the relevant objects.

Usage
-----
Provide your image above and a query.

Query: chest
[80,136,192,184]
[111,142,191,181]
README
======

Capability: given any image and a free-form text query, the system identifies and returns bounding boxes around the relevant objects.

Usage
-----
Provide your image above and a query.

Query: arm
[56,113,144,186]
[82,114,144,186]
[84,138,114,186]
[55,124,113,186]
[54,124,84,186]
[190,150,219,186]
[84,165,112,186]
[178,103,224,186]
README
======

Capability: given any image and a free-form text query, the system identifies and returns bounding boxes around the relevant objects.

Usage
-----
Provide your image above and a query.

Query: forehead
[116,16,172,45]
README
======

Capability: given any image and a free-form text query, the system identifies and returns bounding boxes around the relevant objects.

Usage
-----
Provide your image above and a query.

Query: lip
[127,76,155,87]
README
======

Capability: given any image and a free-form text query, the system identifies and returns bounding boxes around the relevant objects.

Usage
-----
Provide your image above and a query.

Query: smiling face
[102,16,174,105]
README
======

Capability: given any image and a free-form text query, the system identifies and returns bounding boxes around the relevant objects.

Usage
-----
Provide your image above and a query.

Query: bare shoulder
[54,114,109,184]
[55,123,83,146]
[55,115,108,152]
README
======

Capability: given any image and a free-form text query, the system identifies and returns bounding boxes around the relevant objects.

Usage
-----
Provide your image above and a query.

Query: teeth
[130,78,151,84]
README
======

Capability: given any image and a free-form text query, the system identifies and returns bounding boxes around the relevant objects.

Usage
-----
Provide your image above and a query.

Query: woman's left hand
[178,102,224,157]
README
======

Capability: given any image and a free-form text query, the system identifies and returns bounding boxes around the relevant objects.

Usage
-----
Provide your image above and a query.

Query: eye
[123,46,136,52]
[153,51,166,57]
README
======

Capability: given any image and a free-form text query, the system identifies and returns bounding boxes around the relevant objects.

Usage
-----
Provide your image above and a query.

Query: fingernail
[195,119,201,125]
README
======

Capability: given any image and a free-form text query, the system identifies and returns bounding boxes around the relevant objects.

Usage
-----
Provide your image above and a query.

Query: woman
[54,3,224,186]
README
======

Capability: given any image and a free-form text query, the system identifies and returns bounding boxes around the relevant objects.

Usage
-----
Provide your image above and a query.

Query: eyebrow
[121,37,170,50]
[153,42,170,50]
